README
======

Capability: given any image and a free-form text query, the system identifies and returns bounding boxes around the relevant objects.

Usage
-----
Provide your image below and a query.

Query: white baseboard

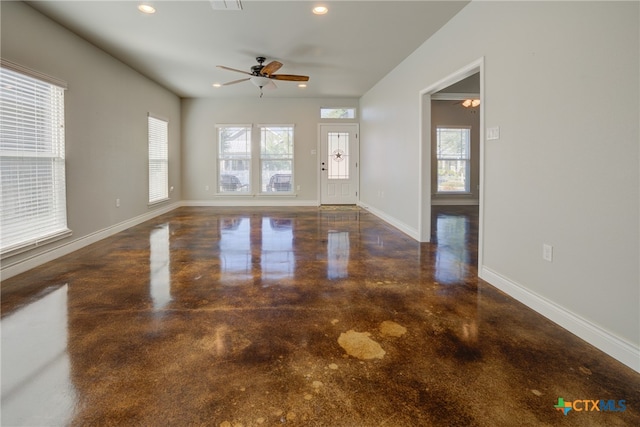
[357,202,419,240]
[1,201,182,280]
[480,266,640,373]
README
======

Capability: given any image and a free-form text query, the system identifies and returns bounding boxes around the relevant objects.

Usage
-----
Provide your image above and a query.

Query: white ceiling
[26,1,469,99]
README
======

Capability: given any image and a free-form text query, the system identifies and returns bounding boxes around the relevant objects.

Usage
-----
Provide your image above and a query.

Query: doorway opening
[418,58,484,270]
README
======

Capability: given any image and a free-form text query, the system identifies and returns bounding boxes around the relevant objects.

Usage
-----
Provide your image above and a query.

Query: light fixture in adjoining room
[312,6,328,15]
[138,3,156,14]
[462,99,480,108]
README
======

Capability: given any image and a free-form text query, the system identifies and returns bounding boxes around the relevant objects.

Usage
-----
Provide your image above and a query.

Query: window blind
[148,116,168,203]
[0,65,69,254]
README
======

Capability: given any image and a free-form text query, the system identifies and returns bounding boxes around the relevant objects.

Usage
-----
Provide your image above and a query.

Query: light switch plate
[487,126,500,140]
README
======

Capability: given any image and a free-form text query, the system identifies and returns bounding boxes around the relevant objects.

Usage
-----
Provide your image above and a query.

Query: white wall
[360,1,639,370]
[1,2,182,274]
[181,97,358,204]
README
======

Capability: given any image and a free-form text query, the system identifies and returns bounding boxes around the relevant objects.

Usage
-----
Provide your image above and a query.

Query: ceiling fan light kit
[217,56,310,97]
[250,76,272,88]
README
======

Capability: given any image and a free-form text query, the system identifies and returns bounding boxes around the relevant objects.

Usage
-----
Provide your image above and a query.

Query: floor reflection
[219,217,251,282]
[433,207,476,285]
[319,210,359,280]
[1,285,75,426]
[261,217,294,281]
[327,231,350,279]
[150,224,171,309]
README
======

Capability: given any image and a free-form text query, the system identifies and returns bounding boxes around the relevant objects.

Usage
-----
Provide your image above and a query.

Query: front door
[319,124,359,205]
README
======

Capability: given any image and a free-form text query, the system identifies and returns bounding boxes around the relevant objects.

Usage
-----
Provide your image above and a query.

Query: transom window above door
[320,108,356,119]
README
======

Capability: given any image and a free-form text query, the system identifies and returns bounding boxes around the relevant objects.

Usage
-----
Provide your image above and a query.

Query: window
[436,127,471,193]
[217,125,251,193]
[260,126,293,193]
[320,108,356,119]
[0,63,70,254]
[148,116,168,204]
[327,131,350,180]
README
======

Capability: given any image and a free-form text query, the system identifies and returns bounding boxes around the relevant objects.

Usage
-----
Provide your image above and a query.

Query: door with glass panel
[319,124,359,204]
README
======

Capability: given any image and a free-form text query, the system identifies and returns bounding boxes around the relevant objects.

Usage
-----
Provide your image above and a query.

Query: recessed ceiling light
[298,83,307,88]
[212,83,222,88]
[312,6,328,15]
[138,4,156,14]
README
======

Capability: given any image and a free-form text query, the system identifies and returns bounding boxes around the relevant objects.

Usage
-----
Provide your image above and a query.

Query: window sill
[259,192,297,197]
[435,192,473,196]
[1,228,73,259]
[148,197,170,208]
[215,193,298,197]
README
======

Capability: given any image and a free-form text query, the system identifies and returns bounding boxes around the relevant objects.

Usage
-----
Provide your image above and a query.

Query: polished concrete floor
[1,206,638,426]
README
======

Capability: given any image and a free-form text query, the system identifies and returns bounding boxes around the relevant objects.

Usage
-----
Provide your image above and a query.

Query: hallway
[1,206,638,426]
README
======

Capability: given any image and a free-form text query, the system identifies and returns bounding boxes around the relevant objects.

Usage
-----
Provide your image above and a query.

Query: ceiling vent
[210,0,242,11]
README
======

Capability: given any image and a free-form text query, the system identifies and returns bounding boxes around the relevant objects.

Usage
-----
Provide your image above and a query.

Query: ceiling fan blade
[223,78,250,86]
[217,65,252,76]
[270,74,310,82]
[260,60,283,76]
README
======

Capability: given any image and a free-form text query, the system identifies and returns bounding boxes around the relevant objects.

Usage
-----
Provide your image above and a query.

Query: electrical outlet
[205,185,209,191]
[542,244,553,262]
[116,198,120,208]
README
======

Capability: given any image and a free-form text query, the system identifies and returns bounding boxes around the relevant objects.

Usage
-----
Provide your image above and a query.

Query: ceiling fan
[217,56,310,97]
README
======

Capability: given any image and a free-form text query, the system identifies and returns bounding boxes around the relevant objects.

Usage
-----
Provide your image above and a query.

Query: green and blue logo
[554,397,626,415]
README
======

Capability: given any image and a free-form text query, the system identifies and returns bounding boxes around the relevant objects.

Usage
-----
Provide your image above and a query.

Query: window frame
[259,125,294,195]
[320,107,357,119]
[0,60,71,256]
[435,126,471,194]
[148,115,169,205]
[216,124,252,194]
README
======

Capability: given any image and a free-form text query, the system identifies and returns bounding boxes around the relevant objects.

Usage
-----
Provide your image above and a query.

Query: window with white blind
[217,125,251,193]
[148,116,169,204]
[436,127,471,193]
[0,63,70,255]
[260,126,293,193]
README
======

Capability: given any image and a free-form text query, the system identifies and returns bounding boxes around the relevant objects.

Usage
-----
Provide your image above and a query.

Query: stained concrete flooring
[1,206,638,426]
